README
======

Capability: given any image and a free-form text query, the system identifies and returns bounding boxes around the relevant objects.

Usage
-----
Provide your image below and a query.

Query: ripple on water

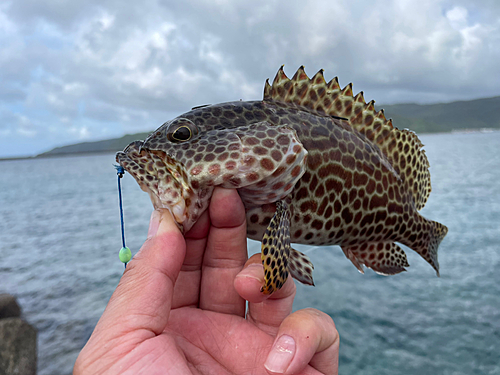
[1,132,500,374]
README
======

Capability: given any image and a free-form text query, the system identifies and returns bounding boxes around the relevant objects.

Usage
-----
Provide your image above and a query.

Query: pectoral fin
[289,247,315,286]
[261,200,291,294]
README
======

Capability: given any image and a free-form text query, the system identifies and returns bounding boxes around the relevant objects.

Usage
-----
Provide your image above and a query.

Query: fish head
[116,116,213,232]
[116,110,308,233]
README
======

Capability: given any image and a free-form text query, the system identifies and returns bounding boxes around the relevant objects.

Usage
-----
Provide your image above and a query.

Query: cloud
[0,0,499,157]
[447,6,468,29]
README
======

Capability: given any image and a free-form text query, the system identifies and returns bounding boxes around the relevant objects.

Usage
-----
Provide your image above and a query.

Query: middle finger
[199,188,248,316]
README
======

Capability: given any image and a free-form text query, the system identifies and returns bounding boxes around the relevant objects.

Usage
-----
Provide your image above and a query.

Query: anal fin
[261,201,291,294]
[342,242,410,276]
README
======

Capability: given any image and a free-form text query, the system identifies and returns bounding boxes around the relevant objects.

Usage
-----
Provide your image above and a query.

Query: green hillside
[38,132,151,157]
[380,96,500,133]
[39,96,500,157]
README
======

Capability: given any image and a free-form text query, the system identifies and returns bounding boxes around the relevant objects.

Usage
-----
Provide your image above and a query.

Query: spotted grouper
[116,66,448,294]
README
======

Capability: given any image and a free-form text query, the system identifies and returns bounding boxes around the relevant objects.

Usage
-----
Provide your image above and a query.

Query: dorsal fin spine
[377,109,386,121]
[264,79,272,100]
[312,69,325,85]
[354,91,365,103]
[273,65,287,86]
[342,83,353,96]
[327,77,340,90]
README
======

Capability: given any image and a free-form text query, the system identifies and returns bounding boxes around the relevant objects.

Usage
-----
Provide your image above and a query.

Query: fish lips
[116,140,192,225]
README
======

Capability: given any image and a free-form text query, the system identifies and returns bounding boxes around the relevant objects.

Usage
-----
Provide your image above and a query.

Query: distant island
[35,95,500,158]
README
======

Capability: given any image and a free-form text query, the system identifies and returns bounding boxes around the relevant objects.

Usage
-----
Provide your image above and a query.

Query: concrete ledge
[0,294,37,375]
[0,294,21,320]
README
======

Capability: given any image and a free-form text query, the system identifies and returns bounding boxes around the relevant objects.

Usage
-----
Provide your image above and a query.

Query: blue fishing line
[116,166,126,248]
[115,165,131,268]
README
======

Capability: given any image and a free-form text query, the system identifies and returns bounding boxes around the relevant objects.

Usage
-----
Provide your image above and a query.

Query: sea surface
[1,131,499,374]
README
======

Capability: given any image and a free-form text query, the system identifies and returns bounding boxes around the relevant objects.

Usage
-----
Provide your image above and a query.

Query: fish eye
[167,118,198,143]
[172,126,192,141]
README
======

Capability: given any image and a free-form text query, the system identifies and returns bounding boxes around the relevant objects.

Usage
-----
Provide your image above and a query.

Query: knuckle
[292,308,338,336]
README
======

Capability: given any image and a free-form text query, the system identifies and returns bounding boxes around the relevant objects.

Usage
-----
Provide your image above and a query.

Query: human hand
[74,188,339,374]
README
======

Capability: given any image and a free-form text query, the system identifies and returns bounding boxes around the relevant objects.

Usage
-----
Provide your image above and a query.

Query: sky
[1,0,499,158]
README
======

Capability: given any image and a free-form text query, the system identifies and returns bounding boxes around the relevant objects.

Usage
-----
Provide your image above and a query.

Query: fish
[116,66,448,294]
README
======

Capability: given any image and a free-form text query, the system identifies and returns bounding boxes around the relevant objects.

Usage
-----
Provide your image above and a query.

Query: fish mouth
[116,140,193,227]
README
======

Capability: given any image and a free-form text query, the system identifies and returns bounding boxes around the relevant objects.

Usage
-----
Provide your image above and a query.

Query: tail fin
[406,219,448,276]
[428,220,448,276]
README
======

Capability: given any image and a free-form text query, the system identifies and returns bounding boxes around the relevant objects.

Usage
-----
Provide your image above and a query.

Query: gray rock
[0,295,21,319]
[0,318,37,375]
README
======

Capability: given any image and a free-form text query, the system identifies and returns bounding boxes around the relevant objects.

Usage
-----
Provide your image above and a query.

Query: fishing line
[304,246,322,254]
[115,165,132,268]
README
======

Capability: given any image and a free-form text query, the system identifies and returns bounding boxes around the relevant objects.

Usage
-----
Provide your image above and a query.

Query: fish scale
[116,66,448,295]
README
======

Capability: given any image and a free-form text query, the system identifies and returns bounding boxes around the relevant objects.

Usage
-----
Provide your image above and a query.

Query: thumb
[75,210,186,372]
[94,210,186,339]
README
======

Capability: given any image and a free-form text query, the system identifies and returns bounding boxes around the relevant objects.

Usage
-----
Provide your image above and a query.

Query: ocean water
[1,131,499,374]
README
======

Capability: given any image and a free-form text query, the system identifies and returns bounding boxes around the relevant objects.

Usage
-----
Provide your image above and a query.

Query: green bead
[119,247,132,263]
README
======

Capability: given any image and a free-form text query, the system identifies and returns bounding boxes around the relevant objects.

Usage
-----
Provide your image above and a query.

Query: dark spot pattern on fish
[116,66,447,294]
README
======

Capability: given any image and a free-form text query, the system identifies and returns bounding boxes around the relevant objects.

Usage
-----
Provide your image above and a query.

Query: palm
[115,189,296,374]
[74,189,338,375]
[130,308,277,374]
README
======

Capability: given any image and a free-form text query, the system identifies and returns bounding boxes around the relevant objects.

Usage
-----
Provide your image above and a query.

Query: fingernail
[235,263,263,282]
[264,335,295,373]
[147,210,161,238]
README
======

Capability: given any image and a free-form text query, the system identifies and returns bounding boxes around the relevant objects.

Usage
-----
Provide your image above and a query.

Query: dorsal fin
[263,66,431,210]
